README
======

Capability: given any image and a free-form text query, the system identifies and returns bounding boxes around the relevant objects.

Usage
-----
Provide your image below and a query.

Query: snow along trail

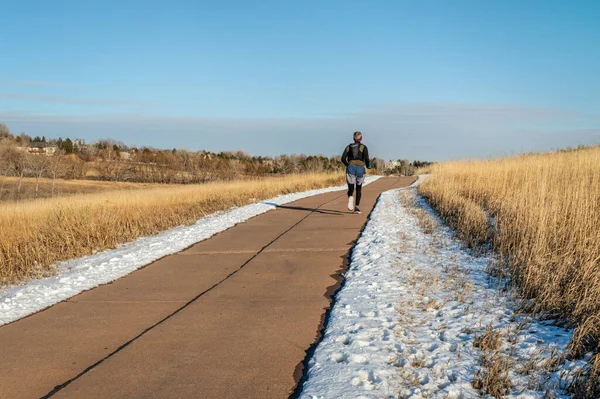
[0,176,380,326]
[299,183,579,399]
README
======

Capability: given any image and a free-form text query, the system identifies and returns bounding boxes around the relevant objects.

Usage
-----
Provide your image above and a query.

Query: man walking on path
[341,131,371,214]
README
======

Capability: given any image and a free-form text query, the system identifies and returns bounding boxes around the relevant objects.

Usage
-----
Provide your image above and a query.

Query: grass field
[0,176,159,201]
[418,146,600,396]
[0,173,344,287]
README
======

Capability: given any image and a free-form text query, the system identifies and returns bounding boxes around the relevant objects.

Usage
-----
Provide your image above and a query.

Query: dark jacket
[342,142,370,168]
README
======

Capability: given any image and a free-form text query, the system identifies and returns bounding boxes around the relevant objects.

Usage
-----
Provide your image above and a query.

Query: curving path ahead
[0,176,415,399]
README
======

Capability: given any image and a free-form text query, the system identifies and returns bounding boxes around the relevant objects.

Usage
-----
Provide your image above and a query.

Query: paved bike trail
[0,176,415,399]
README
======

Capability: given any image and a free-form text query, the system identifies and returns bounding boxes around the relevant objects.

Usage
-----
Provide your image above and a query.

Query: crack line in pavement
[40,191,346,399]
[176,247,351,255]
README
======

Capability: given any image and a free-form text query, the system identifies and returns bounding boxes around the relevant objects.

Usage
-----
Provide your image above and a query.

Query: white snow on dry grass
[0,177,380,326]
[299,184,580,399]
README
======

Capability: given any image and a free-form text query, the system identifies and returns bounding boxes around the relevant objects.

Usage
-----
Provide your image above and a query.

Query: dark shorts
[346,164,366,186]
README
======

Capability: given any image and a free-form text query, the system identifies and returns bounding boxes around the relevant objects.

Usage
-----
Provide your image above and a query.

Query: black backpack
[348,143,364,161]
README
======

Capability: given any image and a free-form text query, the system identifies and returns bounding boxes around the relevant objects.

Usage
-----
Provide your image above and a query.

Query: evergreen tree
[63,138,74,154]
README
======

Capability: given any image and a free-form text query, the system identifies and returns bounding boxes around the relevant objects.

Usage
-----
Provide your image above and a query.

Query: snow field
[0,176,380,326]
[299,186,579,399]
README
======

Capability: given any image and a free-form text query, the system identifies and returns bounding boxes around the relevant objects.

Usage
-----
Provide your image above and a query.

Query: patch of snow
[299,182,578,399]
[0,176,380,326]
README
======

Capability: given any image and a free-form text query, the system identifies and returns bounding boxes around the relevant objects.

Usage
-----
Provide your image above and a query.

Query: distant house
[17,142,59,156]
[384,160,401,171]
[73,139,88,152]
[119,151,132,160]
[200,151,214,160]
[44,146,58,156]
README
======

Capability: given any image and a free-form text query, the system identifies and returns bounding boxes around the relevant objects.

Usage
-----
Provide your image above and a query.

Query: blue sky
[1,0,599,160]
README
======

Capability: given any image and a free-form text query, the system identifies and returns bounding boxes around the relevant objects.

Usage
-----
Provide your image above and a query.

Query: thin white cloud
[0,93,153,106]
[0,103,598,160]
[352,103,590,123]
[0,80,67,87]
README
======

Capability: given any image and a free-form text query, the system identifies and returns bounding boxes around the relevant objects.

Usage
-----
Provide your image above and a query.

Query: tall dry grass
[418,146,600,397]
[0,175,160,201]
[0,173,344,286]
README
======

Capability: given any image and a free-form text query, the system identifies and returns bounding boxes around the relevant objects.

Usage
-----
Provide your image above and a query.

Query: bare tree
[371,157,386,173]
[302,156,324,173]
[0,122,11,139]
[0,138,15,199]
[0,139,27,199]
[47,150,66,196]
[63,156,87,180]
[18,132,31,147]
[28,154,49,198]
[97,147,122,181]
[14,153,26,200]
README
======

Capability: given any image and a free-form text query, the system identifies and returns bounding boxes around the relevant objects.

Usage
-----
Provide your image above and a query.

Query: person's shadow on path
[262,202,353,216]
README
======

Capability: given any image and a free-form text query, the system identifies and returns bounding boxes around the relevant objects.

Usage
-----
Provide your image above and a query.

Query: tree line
[0,122,430,198]
[384,159,435,176]
[0,124,343,194]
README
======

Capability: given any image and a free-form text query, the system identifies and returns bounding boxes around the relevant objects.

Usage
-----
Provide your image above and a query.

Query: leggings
[348,183,362,206]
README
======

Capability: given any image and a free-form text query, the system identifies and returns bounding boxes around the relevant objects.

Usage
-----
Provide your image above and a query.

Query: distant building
[73,139,88,152]
[384,160,401,171]
[44,146,58,156]
[17,142,59,156]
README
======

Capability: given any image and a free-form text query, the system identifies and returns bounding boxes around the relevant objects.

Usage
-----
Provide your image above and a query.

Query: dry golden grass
[473,352,513,398]
[0,176,159,201]
[474,325,503,351]
[418,145,600,396]
[398,190,439,235]
[419,179,489,248]
[0,173,344,286]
